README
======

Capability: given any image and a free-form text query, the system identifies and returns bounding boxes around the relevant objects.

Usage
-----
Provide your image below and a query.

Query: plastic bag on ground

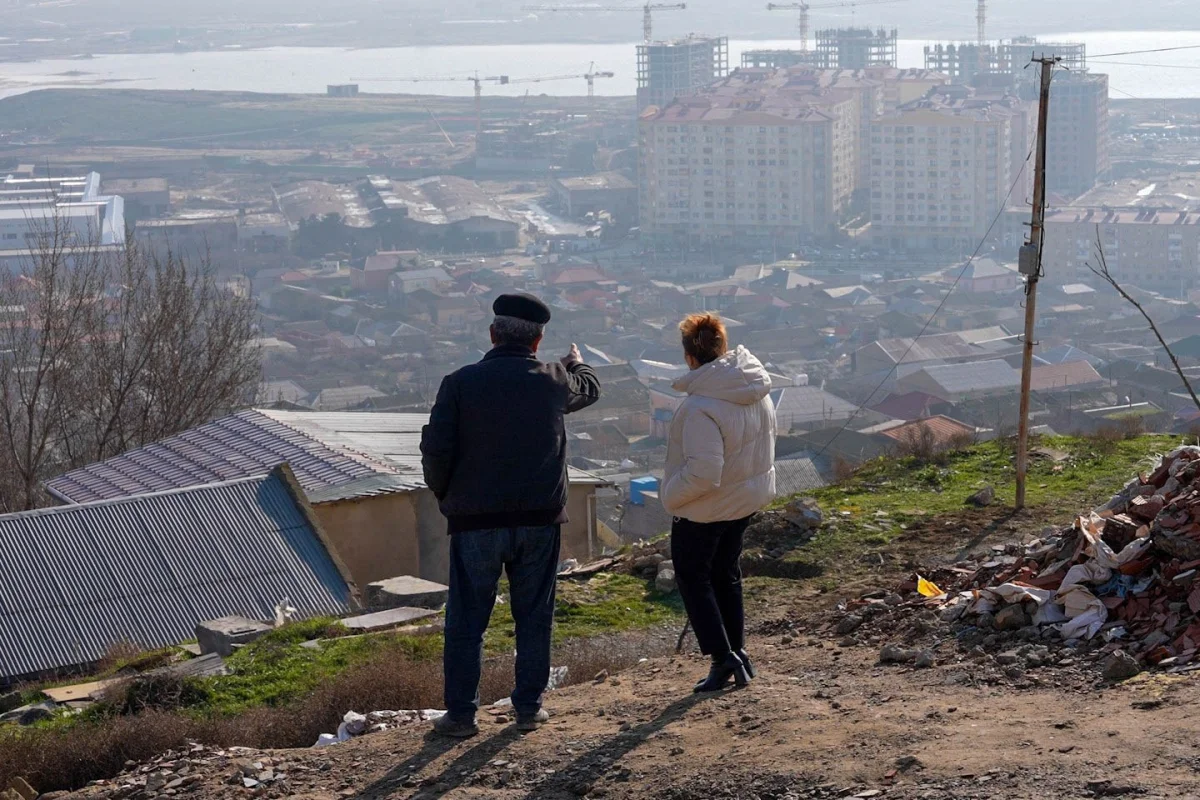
[547,665,569,690]
[917,575,944,598]
[990,583,1055,606]
[1057,583,1107,640]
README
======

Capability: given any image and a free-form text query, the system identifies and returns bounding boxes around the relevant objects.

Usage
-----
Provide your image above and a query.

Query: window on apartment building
[1,233,16,241]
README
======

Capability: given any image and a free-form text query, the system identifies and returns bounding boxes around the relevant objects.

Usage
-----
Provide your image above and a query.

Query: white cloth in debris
[1051,514,1153,640]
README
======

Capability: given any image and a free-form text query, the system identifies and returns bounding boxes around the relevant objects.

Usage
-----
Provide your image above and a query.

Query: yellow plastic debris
[916,575,944,598]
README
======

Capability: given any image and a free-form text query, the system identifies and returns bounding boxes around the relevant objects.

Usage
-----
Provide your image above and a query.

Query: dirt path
[66,634,1200,800]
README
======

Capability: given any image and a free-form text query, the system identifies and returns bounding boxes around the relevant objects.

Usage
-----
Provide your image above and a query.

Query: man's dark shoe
[515,708,550,732]
[693,652,751,693]
[738,648,756,679]
[432,714,479,738]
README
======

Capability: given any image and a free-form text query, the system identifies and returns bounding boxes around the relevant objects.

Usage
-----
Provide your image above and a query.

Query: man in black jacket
[421,292,601,737]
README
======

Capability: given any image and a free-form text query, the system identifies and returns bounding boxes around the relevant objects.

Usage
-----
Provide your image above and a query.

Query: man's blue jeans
[443,525,561,719]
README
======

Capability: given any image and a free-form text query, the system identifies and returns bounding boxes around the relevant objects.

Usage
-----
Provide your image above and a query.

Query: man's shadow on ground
[354,691,716,799]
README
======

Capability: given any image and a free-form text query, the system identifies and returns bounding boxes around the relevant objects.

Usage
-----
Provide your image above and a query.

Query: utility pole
[1015,55,1059,510]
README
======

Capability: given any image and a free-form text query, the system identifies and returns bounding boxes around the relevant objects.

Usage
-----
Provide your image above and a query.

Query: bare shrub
[832,455,857,482]
[0,628,679,792]
[890,422,977,466]
[95,641,145,674]
[0,221,259,511]
[1117,414,1146,440]
[1083,424,1123,455]
[95,673,211,716]
[890,423,939,464]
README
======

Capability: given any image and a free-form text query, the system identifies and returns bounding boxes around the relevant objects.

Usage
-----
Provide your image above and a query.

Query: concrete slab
[43,680,115,704]
[366,575,449,610]
[341,606,439,632]
[195,616,273,657]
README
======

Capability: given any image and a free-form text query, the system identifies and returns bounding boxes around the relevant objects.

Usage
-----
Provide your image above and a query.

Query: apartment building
[1012,206,1200,294]
[869,86,1031,252]
[637,69,870,244]
[1046,71,1110,199]
[861,67,952,112]
[637,36,729,110]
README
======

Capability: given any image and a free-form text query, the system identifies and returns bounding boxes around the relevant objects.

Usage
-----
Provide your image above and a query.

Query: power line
[808,145,1035,462]
[1089,60,1200,71]
[1090,44,1200,59]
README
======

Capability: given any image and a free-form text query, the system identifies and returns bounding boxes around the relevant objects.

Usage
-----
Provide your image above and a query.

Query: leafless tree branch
[0,214,260,510]
[1086,225,1200,415]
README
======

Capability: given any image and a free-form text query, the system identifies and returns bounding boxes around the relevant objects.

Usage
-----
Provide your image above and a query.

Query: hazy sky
[2,0,1197,49]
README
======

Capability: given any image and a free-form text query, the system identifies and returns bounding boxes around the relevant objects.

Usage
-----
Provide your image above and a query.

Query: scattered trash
[547,665,570,690]
[916,576,944,598]
[312,709,446,747]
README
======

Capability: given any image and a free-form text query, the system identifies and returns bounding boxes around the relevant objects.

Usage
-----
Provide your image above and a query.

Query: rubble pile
[54,743,311,799]
[312,708,445,747]
[856,446,1200,675]
[743,498,824,559]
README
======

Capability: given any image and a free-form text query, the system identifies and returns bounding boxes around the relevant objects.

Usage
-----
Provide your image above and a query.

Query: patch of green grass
[484,573,683,651]
[193,573,679,716]
[784,434,1178,567]
[199,625,442,716]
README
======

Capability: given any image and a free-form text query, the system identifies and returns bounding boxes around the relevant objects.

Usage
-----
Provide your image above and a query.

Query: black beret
[493,292,551,325]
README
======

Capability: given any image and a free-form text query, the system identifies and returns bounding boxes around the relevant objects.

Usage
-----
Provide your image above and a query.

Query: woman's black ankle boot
[693,651,751,693]
[737,648,756,679]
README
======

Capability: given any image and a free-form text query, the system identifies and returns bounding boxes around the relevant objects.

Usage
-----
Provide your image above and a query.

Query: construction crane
[521,3,686,44]
[510,63,616,98]
[765,0,902,52]
[349,72,510,137]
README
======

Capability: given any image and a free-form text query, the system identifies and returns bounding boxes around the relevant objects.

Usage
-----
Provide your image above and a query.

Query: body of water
[0,30,1198,100]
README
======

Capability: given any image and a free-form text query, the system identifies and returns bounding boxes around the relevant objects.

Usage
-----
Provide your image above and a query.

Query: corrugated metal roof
[47,410,602,505]
[0,468,352,682]
[916,360,1019,395]
[774,451,828,496]
[258,410,431,474]
[46,409,403,505]
[306,473,426,503]
[771,386,859,426]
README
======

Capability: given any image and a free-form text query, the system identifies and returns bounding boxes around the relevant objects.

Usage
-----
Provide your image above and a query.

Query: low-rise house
[256,379,310,406]
[4,466,355,684]
[874,415,977,451]
[853,327,1016,374]
[351,257,398,294]
[869,390,942,421]
[771,385,862,433]
[947,258,1021,293]
[407,290,480,330]
[313,385,387,411]
[1029,361,1105,393]
[46,410,610,585]
[896,359,1020,402]
[391,268,453,297]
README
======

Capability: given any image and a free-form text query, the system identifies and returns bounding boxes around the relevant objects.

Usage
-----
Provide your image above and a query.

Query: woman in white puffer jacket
[661,312,777,693]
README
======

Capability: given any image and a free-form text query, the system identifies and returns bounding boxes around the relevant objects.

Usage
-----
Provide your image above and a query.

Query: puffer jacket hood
[672,345,772,405]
